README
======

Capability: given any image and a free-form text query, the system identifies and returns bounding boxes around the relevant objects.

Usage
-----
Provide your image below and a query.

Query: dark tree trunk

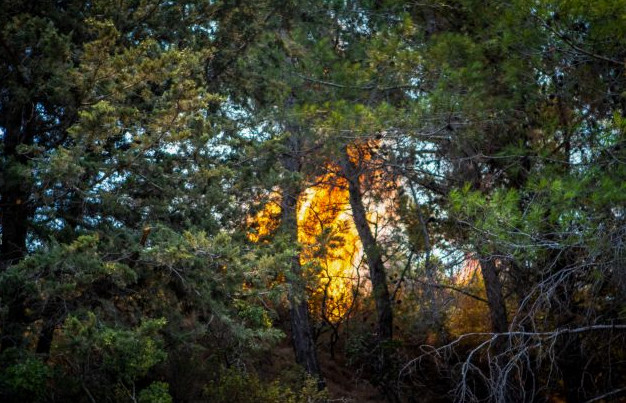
[279,132,322,382]
[409,184,444,337]
[479,257,508,334]
[0,105,33,352]
[341,147,398,402]
[1,108,31,268]
[558,336,585,403]
[340,148,393,342]
[0,188,29,267]
[35,302,57,357]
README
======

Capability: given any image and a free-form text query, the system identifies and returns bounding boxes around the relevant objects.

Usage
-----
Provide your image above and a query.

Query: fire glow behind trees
[248,171,364,324]
[1,0,625,402]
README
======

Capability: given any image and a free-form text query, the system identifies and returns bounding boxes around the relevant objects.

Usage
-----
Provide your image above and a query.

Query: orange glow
[247,174,364,323]
[298,173,363,323]
[247,193,281,243]
[247,139,395,323]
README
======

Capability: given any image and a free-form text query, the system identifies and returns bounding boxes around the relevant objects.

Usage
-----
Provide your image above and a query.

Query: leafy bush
[0,351,51,402]
[138,382,173,403]
[204,367,327,403]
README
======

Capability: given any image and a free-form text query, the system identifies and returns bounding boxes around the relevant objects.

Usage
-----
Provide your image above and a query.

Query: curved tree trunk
[340,147,393,342]
[280,132,322,383]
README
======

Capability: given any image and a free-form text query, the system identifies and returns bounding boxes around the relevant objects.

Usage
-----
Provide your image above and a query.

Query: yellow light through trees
[247,140,396,323]
[446,257,490,336]
[248,172,363,323]
[298,173,362,323]
[247,194,281,243]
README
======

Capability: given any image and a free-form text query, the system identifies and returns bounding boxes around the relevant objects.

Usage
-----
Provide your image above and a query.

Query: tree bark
[409,183,445,337]
[35,303,57,357]
[340,147,393,342]
[479,257,508,334]
[1,107,31,269]
[0,104,33,352]
[279,132,322,382]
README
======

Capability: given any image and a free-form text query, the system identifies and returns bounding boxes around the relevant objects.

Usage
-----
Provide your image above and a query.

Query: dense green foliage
[1,0,624,402]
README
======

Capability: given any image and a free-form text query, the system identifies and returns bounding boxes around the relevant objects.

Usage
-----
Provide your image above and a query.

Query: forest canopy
[1,0,625,402]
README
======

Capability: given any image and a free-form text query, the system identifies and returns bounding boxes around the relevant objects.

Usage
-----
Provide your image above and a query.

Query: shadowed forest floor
[261,342,387,402]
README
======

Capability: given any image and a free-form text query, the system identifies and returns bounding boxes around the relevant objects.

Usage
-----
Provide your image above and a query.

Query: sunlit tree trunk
[280,131,322,382]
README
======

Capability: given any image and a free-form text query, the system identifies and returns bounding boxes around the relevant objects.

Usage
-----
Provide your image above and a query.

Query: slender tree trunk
[558,335,585,402]
[409,183,444,337]
[478,256,513,400]
[280,132,322,383]
[1,109,30,268]
[341,146,398,401]
[0,106,33,352]
[340,147,393,342]
[479,257,508,334]
[35,302,57,357]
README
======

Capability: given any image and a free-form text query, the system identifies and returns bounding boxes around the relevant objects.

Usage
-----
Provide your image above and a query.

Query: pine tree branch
[533,15,624,66]
[296,73,424,92]
[412,278,488,303]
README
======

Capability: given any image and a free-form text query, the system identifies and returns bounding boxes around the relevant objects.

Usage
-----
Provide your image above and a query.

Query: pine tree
[1,1,284,400]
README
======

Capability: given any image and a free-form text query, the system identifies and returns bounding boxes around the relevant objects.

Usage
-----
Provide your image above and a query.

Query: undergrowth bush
[204,367,328,403]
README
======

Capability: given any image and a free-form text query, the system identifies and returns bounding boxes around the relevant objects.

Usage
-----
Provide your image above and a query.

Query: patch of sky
[104,216,125,228]
[190,19,218,40]
[33,206,65,231]
[92,168,130,194]
[26,231,44,253]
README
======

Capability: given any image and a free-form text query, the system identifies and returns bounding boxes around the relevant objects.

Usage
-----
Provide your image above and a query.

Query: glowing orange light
[247,193,282,243]
[247,173,363,322]
[247,139,395,322]
[298,172,362,323]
